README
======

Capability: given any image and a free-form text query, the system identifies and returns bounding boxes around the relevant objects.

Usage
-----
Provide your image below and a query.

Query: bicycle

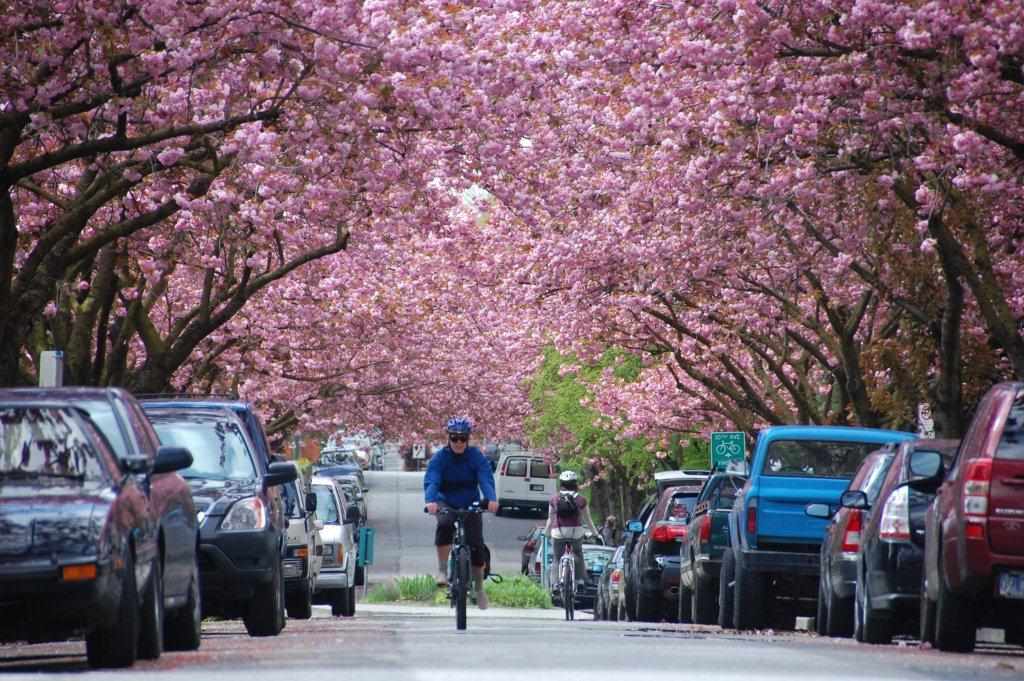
[559,542,577,621]
[426,503,484,630]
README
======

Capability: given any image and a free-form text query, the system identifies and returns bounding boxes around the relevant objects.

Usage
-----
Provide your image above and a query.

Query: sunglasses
[449,435,469,443]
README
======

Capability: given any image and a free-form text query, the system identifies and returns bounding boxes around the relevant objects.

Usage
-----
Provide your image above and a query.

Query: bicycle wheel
[455,548,470,630]
[562,559,574,621]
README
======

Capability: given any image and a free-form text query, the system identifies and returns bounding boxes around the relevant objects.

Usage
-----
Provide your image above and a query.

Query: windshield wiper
[0,470,86,481]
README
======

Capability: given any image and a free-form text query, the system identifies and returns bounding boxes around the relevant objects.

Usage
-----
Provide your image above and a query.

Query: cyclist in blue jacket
[424,416,498,609]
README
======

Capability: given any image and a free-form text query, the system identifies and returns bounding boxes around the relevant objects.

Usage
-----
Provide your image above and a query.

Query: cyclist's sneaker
[476,589,489,610]
[436,570,448,587]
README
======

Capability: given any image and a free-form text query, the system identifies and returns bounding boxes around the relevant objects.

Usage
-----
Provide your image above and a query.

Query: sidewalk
[351,602,568,620]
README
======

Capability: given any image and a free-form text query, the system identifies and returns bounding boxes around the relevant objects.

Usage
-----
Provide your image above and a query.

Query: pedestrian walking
[599,515,620,546]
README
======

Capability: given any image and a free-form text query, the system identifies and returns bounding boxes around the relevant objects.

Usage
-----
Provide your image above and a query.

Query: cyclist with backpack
[545,470,600,590]
[424,417,497,609]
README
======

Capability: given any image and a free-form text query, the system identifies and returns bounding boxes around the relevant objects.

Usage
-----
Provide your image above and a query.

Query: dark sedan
[0,399,190,668]
[146,409,296,637]
[854,438,959,644]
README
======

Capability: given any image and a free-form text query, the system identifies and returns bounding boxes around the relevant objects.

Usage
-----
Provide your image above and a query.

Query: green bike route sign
[710,431,745,471]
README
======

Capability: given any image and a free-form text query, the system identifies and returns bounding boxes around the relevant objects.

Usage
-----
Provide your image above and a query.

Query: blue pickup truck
[721,426,914,631]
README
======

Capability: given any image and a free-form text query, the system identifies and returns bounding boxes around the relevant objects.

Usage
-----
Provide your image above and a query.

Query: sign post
[710,431,746,472]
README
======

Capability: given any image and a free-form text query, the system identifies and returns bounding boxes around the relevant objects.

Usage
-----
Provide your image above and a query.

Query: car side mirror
[264,461,299,488]
[804,503,832,519]
[305,492,318,513]
[123,454,154,475]
[907,450,945,495]
[345,506,360,524]
[840,490,870,510]
[627,520,643,533]
[152,446,192,475]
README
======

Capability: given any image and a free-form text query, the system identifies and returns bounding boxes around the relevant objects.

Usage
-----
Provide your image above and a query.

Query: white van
[494,452,556,517]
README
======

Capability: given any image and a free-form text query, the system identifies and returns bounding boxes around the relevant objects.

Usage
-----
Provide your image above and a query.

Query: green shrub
[364,582,400,603]
[396,575,440,602]
[483,576,552,609]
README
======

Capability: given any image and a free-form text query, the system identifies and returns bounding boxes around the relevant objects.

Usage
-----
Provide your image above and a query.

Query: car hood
[186,477,260,517]
[0,484,112,558]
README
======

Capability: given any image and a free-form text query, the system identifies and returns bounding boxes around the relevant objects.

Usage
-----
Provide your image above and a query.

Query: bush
[364,582,401,603]
[483,576,552,609]
[397,575,440,602]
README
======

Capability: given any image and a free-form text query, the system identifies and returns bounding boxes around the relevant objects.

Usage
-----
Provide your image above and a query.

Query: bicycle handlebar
[423,504,487,515]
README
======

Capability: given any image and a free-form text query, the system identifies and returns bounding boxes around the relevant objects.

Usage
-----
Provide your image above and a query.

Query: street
[1,451,1021,679]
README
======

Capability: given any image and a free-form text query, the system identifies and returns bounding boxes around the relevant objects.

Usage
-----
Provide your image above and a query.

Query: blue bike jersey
[423,445,496,509]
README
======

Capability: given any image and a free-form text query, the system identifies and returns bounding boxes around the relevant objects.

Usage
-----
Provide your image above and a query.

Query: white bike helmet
[558,470,578,483]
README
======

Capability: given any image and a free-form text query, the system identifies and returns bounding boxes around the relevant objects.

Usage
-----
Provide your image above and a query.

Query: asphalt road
[1,448,1022,679]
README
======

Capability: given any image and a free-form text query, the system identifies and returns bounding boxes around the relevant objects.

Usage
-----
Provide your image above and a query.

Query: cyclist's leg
[552,538,570,586]
[464,512,488,609]
[571,538,586,586]
[434,504,456,585]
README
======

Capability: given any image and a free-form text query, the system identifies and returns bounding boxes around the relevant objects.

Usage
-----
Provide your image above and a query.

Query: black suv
[146,408,296,637]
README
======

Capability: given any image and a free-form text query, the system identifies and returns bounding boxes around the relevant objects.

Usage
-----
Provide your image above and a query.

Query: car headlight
[220,497,267,531]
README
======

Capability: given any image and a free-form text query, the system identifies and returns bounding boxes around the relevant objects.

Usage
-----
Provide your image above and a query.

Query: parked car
[807,448,896,638]
[6,387,202,652]
[146,408,296,637]
[310,476,360,617]
[915,382,1024,652]
[594,545,626,621]
[626,484,703,621]
[315,448,366,490]
[577,543,616,609]
[0,398,190,668]
[494,451,555,516]
[722,426,915,631]
[678,471,746,624]
[848,438,959,644]
[281,471,323,620]
[519,525,545,575]
[335,474,368,526]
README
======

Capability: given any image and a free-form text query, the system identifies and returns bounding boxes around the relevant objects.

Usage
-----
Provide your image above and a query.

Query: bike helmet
[558,470,578,483]
[445,416,473,435]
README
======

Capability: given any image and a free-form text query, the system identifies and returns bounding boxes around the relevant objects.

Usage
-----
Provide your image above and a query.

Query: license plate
[530,484,544,492]
[998,571,1024,600]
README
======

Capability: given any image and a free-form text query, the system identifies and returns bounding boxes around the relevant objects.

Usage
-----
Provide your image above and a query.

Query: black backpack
[556,492,579,519]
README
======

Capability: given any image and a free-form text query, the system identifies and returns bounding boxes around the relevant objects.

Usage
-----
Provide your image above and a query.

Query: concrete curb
[352,602,568,619]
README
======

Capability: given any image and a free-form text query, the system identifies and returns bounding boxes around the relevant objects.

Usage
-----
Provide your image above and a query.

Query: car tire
[824,570,854,638]
[934,555,976,652]
[692,571,717,625]
[342,585,357,617]
[287,578,314,620]
[138,557,164,660]
[919,577,936,645]
[330,589,348,617]
[244,560,285,637]
[815,571,829,636]
[732,551,765,631]
[355,565,366,587]
[856,567,892,645]
[677,586,692,623]
[86,550,139,668]
[594,591,603,621]
[718,548,736,629]
[1004,621,1024,647]
[165,562,202,651]
[635,589,660,622]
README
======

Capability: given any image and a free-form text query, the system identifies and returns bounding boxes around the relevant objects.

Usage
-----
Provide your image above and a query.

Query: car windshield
[319,450,357,466]
[151,418,257,480]
[0,406,107,481]
[583,547,615,572]
[763,440,880,478]
[77,399,131,458]
[313,484,340,524]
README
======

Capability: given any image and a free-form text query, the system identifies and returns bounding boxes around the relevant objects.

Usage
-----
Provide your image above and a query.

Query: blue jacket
[423,445,496,509]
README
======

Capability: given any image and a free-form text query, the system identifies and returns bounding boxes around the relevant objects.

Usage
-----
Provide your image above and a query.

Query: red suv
[913,382,1024,652]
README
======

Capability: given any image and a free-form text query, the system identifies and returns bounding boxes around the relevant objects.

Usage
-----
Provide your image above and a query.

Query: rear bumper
[0,561,119,641]
[197,529,279,603]
[865,542,923,611]
[641,556,680,600]
[315,569,350,591]
[741,547,819,576]
[497,498,548,512]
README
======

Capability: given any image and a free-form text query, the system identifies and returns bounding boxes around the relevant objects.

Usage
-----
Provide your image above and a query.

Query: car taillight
[841,509,863,553]
[610,569,622,584]
[698,514,711,543]
[963,459,992,517]
[652,522,688,543]
[746,505,757,537]
[878,486,911,542]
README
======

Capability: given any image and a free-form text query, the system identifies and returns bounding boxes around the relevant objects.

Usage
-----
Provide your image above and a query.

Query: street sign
[412,443,426,460]
[917,403,935,439]
[710,431,745,471]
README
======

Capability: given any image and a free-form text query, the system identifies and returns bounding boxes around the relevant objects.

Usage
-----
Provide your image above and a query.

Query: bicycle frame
[431,504,483,631]
[560,542,577,621]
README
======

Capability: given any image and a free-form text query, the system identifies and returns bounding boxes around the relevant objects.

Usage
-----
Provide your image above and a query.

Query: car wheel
[692,571,717,625]
[934,553,976,652]
[165,561,202,651]
[677,586,692,623]
[594,590,603,621]
[355,565,366,587]
[857,566,892,645]
[138,557,164,660]
[244,559,285,637]
[635,589,660,622]
[815,570,829,636]
[86,550,139,668]
[717,549,736,629]
[919,577,936,645]
[732,551,765,631]
[286,578,314,620]
[825,577,854,638]
[1004,621,1024,647]
[342,585,357,617]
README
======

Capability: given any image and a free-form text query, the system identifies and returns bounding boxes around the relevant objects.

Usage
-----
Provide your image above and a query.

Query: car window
[583,547,615,572]
[79,399,131,459]
[529,459,551,478]
[664,494,696,522]
[859,454,896,503]
[282,481,305,519]
[763,440,880,478]
[151,418,257,480]
[505,457,527,477]
[123,400,159,458]
[0,407,109,481]
[714,476,745,510]
[996,396,1024,460]
[313,484,340,524]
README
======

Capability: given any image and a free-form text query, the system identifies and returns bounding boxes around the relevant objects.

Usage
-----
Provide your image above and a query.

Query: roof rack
[134,392,241,401]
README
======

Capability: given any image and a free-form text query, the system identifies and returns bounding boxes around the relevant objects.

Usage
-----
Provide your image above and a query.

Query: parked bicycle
[426,503,485,630]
